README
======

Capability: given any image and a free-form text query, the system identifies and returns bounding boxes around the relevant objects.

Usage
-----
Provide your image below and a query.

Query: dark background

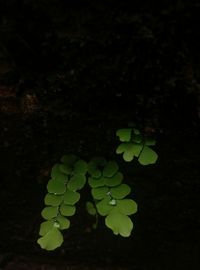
[0,0,200,269]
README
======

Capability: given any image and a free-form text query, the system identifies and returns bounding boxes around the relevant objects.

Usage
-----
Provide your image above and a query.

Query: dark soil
[0,1,200,269]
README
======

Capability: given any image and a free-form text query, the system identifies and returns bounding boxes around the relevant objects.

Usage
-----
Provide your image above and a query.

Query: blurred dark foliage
[0,0,200,128]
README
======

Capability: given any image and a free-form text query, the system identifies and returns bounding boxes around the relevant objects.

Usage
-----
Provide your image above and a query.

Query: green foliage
[38,227,64,251]
[37,154,86,250]
[87,157,137,237]
[116,128,158,165]
[38,127,158,251]
[86,201,97,216]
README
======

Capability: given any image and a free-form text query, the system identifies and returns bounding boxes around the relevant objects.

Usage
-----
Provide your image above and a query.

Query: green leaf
[51,164,68,183]
[91,186,109,200]
[116,143,134,161]
[56,215,70,230]
[138,145,158,165]
[133,134,143,143]
[88,157,106,178]
[145,138,156,146]
[61,154,77,165]
[67,174,86,191]
[41,206,58,220]
[74,160,88,174]
[116,128,132,142]
[47,179,66,194]
[87,166,101,178]
[133,128,140,135]
[105,208,133,237]
[116,142,143,161]
[37,227,63,250]
[103,161,119,177]
[51,164,59,176]
[105,172,123,187]
[39,220,55,236]
[110,184,131,199]
[63,189,80,205]
[117,199,137,215]
[132,143,144,157]
[88,168,101,178]
[86,201,97,216]
[116,143,125,154]
[44,193,63,206]
[96,197,114,216]
[88,176,106,188]
[59,164,72,175]
[60,204,76,216]
[88,164,101,178]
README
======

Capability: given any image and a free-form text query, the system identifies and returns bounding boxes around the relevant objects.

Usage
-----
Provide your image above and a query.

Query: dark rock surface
[0,1,200,269]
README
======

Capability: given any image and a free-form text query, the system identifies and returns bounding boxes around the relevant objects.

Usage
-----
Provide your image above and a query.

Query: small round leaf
[116,128,132,142]
[105,172,123,187]
[88,164,101,178]
[63,189,80,205]
[39,220,55,236]
[105,208,133,237]
[117,199,137,215]
[116,142,143,161]
[86,201,97,216]
[56,215,70,230]
[37,227,63,250]
[67,174,86,191]
[44,193,63,206]
[96,197,114,216]
[41,206,58,220]
[103,161,119,177]
[51,164,68,183]
[88,176,106,188]
[116,142,135,161]
[116,143,126,154]
[132,143,143,157]
[110,184,131,199]
[59,164,72,175]
[138,145,158,165]
[47,179,66,194]
[91,186,109,200]
[88,157,106,178]
[74,160,88,174]
[60,204,76,216]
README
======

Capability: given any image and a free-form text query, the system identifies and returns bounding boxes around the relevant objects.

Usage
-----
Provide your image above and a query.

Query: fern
[37,127,158,250]
[116,128,158,165]
[37,155,87,250]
